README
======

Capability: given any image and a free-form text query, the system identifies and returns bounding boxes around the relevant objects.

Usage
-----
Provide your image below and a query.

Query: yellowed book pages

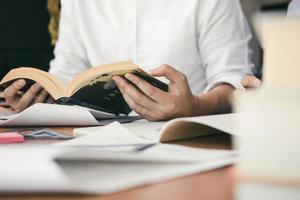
[0,61,139,100]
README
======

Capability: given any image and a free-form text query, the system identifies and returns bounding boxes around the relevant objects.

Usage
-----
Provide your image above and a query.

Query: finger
[3,79,26,105]
[242,75,261,89]
[123,93,166,121]
[122,93,154,119]
[16,91,25,97]
[33,89,49,104]
[124,73,167,102]
[15,83,42,112]
[46,96,55,104]
[148,64,187,84]
[113,76,159,109]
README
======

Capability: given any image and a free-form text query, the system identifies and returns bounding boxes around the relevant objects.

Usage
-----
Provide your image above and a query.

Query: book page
[0,67,66,99]
[74,114,237,144]
[74,120,166,142]
[159,113,238,142]
[67,61,139,96]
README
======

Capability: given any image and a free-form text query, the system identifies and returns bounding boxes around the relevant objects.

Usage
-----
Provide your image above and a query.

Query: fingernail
[112,76,119,83]
[17,79,26,87]
[253,79,261,87]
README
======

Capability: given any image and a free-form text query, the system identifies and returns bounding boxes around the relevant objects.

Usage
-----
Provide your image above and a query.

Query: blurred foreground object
[259,15,300,87]
[235,15,300,200]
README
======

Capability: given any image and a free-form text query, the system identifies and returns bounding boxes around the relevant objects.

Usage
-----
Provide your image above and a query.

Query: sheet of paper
[56,144,237,194]
[0,147,72,193]
[0,103,139,127]
[59,157,236,194]
[74,120,166,142]
[56,122,151,147]
[0,103,100,126]
[0,110,16,120]
[123,120,166,142]
[74,114,238,144]
[0,145,236,194]
[57,143,237,163]
[95,116,142,126]
[160,113,239,138]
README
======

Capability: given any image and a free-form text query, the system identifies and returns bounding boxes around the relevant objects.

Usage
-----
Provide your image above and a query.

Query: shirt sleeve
[49,0,90,83]
[198,0,253,92]
[288,0,300,18]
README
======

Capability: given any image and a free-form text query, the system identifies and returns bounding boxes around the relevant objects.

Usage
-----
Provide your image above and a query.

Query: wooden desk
[0,127,235,200]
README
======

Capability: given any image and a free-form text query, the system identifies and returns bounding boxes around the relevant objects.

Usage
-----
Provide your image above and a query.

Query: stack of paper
[0,145,236,194]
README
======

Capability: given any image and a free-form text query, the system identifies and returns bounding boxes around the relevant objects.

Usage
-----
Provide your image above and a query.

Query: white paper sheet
[74,120,166,142]
[56,144,237,194]
[0,147,72,193]
[0,145,236,194]
[0,103,99,126]
[0,103,133,126]
[74,114,238,143]
[57,143,237,163]
[56,122,151,147]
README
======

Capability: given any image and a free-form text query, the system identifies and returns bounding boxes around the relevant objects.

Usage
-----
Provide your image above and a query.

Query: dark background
[0,0,54,80]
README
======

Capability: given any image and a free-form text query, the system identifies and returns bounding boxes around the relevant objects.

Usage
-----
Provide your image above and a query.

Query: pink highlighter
[0,132,24,144]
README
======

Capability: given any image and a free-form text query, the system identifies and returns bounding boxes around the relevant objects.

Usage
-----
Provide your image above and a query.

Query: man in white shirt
[4,0,252,121]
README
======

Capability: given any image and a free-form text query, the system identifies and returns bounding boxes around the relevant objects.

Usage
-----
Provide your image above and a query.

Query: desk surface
[0,127,234,200]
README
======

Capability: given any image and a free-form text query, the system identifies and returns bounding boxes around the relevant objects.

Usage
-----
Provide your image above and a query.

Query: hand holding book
[114,64,239,121]
[113,64,197,121]
[3,79,54,112]
[1,61,253,120]
[0,61,168,115]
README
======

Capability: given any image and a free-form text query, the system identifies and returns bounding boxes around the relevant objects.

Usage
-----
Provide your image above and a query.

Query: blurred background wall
[0,0,59,80]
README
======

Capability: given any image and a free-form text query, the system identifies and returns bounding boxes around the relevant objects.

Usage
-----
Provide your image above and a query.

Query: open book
[0,61,168,115]
[66,113,238,147]
[157,113,238,142]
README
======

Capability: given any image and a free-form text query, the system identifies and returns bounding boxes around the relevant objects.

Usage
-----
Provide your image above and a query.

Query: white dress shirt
[49,0,252,94]
[288,0,300,18]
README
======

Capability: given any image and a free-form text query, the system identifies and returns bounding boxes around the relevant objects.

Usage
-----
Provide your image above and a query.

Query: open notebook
[57,113,238,147]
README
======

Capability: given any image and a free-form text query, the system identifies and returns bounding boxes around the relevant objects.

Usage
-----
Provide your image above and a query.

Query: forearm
[190,84,235,116]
